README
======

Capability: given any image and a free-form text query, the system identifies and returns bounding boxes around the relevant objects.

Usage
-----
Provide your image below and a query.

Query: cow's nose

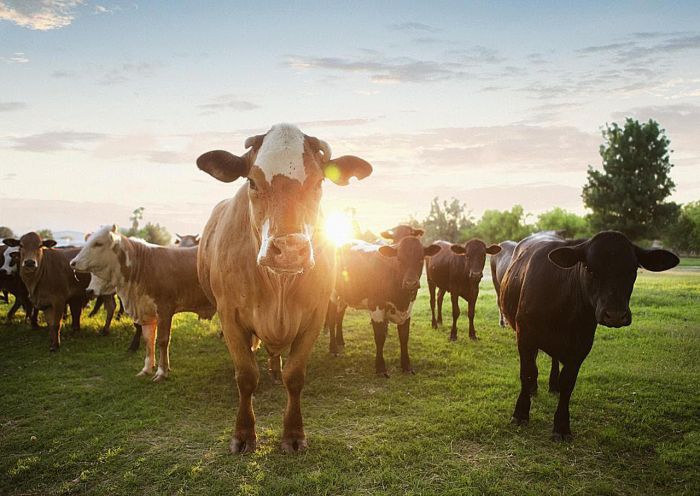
[403,279,420,291]
[601,309,631,327]
[23,260,36,268]
[259,233,314,273]
[469,271,483,279]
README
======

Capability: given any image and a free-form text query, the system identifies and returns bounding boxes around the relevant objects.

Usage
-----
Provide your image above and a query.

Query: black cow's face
[3,232,56,274]
[380,225,424,243]
[451,239,501,281]
[197,124,372,274]
[548,231,679,328]
[379,237,441,291]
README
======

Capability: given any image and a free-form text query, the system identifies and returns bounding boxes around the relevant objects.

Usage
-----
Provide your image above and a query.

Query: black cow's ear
[635,246,679,272]
[450,245,466,255]
[42,240,57,248]
[378,245,398,258]
[486,244,502,255]
[380,230,394,239]
[197,150,249,183]
[3,238,19,247]
[412,228,425,237]
[424,244,442,256]
[323,156,373,186]
[548,246,582,268]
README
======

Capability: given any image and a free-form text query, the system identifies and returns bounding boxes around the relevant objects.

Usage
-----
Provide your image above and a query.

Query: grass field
[1,270,699,495]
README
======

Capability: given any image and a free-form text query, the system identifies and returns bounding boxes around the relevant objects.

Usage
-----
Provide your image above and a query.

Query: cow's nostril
[269,243,282,256]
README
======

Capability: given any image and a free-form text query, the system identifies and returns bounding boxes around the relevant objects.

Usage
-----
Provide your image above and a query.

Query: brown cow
[197,123,372,454]
[380,225,424,243]
[70,226,215,380]
[4,233,90,350]
[489,240,517,328]
[427,239,501,341]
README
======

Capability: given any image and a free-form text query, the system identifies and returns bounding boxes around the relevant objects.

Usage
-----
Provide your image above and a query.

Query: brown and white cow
[197,123,372,454]
[70,226,215,380]
[427,239,501,341]
[175,234,200,247]
[4,233,90,350]
[329,238,441,374]
[1,244,38,327]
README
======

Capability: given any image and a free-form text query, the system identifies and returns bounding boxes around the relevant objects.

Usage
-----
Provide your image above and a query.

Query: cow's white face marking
[0,246,19,275]
[256,219,272,266]
[255,123,306,183]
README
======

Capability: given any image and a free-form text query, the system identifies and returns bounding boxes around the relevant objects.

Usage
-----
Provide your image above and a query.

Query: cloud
[0,101,27,112]
[7,131,106,152]
[1,52,29,63]
[0,0,84,30]
[577,32,700,64]
[198,94,260,114]
[98,62,162,85]
[389,22,440,33]
[445,46,505,65]
[51,69,79,78]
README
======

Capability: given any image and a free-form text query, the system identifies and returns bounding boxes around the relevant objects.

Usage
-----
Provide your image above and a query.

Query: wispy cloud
[97,62,162,85]
[1,52,29,63]
[577,32,700,64]
[0,101,27,112]
[198,94,260,114]
[0,0,85,30]
[7,131,106,152]
[389,22,440,33]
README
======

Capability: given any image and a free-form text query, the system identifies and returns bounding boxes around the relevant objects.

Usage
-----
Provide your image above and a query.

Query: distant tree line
[121,207,172,246]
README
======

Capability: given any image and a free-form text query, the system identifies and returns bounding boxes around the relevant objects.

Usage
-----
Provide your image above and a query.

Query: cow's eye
[93,242,103,248]
[248,178,257,191]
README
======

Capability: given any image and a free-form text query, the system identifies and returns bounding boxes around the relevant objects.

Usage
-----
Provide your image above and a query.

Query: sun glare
[324,211,355,246]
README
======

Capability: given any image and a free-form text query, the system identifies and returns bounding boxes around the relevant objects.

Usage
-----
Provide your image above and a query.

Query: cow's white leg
[137,323,156,377]
[153,313,173,382]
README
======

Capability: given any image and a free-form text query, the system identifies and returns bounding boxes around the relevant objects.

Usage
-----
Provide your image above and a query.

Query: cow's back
[336,242,396,308]
[490,240,516,289]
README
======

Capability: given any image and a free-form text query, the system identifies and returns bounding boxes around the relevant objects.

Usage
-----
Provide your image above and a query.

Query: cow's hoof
[548,387,560,395]
[269,372,282,385]
[449,335,457,342]
[431,322,438,329]
[281,438,308,454]
[551,432,573,442]
[100,330,109,337]
[136,369,152,377]
[377,370,390,378]
[529,387,538,397]
[402,368,415,375]
[49,347,58,353]
[230,437,256,454]
[153,370,168,382]
[469,334,478,341]
[510,416,529,426]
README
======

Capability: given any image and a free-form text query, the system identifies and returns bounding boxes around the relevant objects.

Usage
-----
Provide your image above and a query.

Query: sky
[1,0,699,236]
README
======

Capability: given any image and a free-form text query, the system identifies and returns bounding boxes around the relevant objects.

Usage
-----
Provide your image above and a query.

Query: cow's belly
[368,300,414,325]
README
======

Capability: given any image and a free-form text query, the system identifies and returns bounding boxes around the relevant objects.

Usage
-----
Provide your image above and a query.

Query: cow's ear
[451,245,466,255]
[380,230,394,239]
[424,244,441,257]
[174,239,180,245]
[486,244,502,255]
[412,228,425,237]
[378,245,397,258]
[42,240,57,248]
[635,246,679,272]
[548,246,583,268]
[197,150,248,183]
[323,156,373,186]
[3,238,19,247]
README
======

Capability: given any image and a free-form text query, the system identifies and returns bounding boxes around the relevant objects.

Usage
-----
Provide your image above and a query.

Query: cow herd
[0,123,681,453]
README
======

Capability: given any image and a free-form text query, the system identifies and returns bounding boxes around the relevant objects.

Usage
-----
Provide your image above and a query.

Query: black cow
[489,240,517,328]
[427,239,501,341]
[1,244,38,327]
[500,231,678,441]
[380,225,424,243]
[328,237,440,375]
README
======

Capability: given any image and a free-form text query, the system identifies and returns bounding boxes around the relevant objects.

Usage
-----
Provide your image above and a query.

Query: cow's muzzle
[402,279,420,291]
[23,259,37,270]
[258,233,314,274]
[598,308,632,328]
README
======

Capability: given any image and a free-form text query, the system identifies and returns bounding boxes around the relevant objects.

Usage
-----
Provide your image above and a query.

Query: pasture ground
[1,270,698,495]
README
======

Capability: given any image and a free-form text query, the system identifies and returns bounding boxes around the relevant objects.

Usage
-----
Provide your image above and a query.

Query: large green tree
[468,205,531,243]
[582,118,678,240]
[421,197,474,243]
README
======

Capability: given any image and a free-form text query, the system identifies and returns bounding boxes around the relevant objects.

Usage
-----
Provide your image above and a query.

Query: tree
[582,118,678,240]
[420,197,474,243]
[37,229,54,240]
[0,226,14,240]
[470,205,531,243]
[664,201,700,254]
[140,222,172,246]
[125,207,145,237]
[536,208,592,239]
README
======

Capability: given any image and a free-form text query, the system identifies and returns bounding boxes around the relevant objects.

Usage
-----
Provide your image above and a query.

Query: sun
[324,211,355,246]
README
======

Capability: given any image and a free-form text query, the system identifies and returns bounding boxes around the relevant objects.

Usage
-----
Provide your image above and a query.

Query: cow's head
[0,244,20,276]
[378,237,441,291]
[175,233,200,247]
[70,225,121,280]
[3,232,57,274]
[380,225,424,243]
[548,231,679,328]
[451,239,501,280]
[197,124,372,274]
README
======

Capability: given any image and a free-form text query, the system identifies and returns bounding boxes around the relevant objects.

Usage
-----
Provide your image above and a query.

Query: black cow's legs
[428,279,438,329]
[372,320,389,377]
[552,361,581,441]
[437,288,446,326]
[397,318,413,374]
[512,335,537,425]
[549,357,560,394]
[449,292,460,341]
[467,296,478,340]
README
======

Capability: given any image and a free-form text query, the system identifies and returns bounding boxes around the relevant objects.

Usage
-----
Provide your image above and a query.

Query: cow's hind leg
[552,361,581,442]
[6,299,20,321]
[89,296,104,318]
[336,304,346,348]
[549,357,560,394]
[137,323,156,376]
[467,292,478,340]
[68,297,83,332]
[327,299,338,356]
[128,324,142,352]
[46,304,65,352]
[397,318,414,374]
[428,278,438,329]
[512,332,537,426]
[100,295,116,336]
[449,292,460,341]
[153,313,173,382]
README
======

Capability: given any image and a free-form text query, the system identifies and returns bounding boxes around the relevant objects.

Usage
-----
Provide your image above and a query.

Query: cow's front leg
[136,323,156,376]
[336,304,346,349]
[467,291,478,340]
[154,312,173,382]
[128,324,142,352]
[549,357,560,394]
[370,308,388,377]
[220,312,259,454]
[46,304,65,352]
[552,361,581,441]
[436,288,446,326]
[397,318,414,374]
[428,279,438,329]
[100,295,116,336]
[512,330,537,426]
[449,292,460,341]
[280,323,321,454]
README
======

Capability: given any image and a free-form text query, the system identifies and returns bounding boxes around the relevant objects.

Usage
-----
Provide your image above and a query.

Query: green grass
[1,270,699,495]
[678,257,700,268]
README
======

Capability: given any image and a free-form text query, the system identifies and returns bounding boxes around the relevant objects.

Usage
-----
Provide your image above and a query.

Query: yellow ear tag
[324,163,341,182]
